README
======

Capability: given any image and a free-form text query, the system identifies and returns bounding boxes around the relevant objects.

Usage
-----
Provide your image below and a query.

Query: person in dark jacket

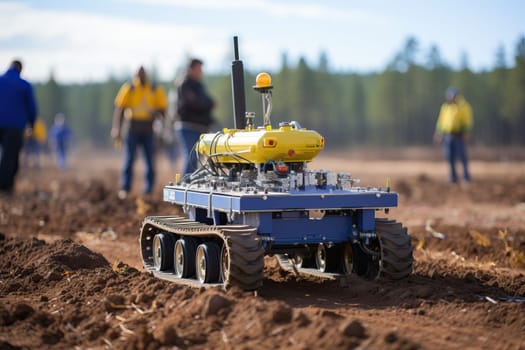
[175,58,215,175]
[0,60,38,194]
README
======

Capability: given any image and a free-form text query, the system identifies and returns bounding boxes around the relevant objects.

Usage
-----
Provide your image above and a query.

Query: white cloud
[1,1,516,82]
[0,2,228,82]
[2,1,374,82]
[128,0,379,22]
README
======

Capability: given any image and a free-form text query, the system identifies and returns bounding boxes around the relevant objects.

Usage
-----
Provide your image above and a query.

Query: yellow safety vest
[435,96,473,134]
[114,78,167,121]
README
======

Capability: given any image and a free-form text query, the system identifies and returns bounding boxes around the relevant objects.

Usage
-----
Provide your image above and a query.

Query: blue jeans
[55,142,68,170]
[443,134,470,183]
[0,128,24,192]
[177,128,202,175]
[122,132,155,193]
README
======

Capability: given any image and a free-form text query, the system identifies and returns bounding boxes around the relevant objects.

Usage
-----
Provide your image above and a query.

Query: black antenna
[234,36,240,60]
[231,36,246,129]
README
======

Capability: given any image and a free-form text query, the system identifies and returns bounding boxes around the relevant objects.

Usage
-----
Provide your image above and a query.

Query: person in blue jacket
[0,60,37,194]
[49,113,73,170]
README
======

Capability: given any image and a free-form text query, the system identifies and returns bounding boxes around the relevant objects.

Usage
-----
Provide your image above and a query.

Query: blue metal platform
[163,186,397,213]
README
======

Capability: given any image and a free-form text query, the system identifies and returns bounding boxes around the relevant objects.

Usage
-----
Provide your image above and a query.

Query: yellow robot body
[197,123,324,164]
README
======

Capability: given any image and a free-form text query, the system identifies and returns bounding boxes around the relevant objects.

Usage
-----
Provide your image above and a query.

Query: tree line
[33,35,525,148]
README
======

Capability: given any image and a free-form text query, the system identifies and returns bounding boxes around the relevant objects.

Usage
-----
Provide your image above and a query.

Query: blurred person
[23,118,48,168]
[174,58,215,175]
[164,85,181,171]
[112,66,167,199]
[434,87,473,184]
[49,113,73,170]
[0,59,37,195]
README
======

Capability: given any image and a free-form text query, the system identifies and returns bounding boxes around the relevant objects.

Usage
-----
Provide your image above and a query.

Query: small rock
[95,276,108,286]
[107,328,121,340]
[12,303,34,321]
[153,323,178,345]
[41,328,64,345]
[202,294,232,317]
[317,327,327,338]
[135,292,154,305]
[4,282,21,293]
[45,270,63,282]
[413,285,434,299]
[294,311,311,327]
[32,311,54,327]
[271,304,292,324]
[0,305,12,326]
[384,331,398,343]
[31,273,43,283]
[340,319,367,339]
[87,323,109,341]
[30,237,45,247]
[181,288,195,300]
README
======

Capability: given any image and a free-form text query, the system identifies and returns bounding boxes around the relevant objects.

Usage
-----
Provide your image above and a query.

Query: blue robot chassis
[162,181,397,246]
[139,168,412,290]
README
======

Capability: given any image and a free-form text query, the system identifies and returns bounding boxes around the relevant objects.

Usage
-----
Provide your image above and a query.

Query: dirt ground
[1,147,524,350]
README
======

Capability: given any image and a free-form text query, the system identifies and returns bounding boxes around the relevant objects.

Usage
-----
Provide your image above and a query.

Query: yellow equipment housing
[197,123,324,164]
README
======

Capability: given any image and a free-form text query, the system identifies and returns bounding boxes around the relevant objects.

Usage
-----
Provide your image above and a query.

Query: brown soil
[1,148,524,350]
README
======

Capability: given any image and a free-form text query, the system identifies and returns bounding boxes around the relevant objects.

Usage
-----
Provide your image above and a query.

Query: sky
[0,0,523,83]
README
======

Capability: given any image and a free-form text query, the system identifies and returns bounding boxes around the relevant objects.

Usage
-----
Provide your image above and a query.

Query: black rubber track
[140,216,264,290]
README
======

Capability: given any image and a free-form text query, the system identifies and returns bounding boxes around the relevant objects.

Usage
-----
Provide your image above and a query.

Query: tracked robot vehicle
[139,37,413,290]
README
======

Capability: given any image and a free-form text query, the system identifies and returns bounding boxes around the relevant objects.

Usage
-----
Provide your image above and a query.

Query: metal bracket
[207,190,213,218]
[183,187,189,213]
[228,197,234,222]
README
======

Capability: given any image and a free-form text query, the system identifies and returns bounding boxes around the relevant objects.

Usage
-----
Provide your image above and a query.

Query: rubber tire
[195,242,221,284]
[152,233,175,271]
[315,243,341,273]
[342,242,354,274]
[222,229,265,290]
[354,219,413,280]
[173,237,197,278]
[220,243,230,283]
[352,243,374,278]
[376,219,413,280]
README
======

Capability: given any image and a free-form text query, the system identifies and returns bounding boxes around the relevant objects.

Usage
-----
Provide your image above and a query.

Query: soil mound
[0,238,424,349]
[1,152,524,349]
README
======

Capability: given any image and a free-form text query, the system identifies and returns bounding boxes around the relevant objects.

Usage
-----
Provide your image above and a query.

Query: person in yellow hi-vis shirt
[111,66,167,199]
[434,87,473,184]
[23,118,47,168]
